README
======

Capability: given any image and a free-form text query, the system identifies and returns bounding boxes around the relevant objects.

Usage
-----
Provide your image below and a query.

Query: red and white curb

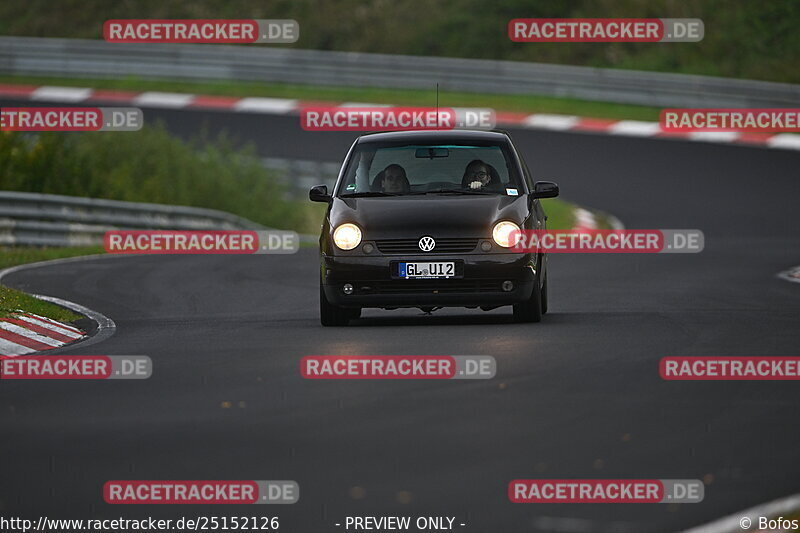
[0,311,85,357]
[2,84,800,151]
[573,208,599,230]
[571,207,624,231]
[0,255,118,357]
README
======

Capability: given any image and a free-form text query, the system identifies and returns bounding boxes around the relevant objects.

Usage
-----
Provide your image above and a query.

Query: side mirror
[309,184,331,203]
[532,181,559,199]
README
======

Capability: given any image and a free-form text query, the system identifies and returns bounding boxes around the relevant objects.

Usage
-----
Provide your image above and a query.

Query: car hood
[329,195,529,240]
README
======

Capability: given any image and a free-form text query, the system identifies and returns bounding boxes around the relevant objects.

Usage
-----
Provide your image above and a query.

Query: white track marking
[133,92,195,108]
[234,97,298,113]
[524,114,580,130]
[339,102,391,108]
[609,120,662,136]
[31,86,92,102]
[34,294,117,351]
[777,265,800,284]
[688,131,741,142]
[767,133,800,150]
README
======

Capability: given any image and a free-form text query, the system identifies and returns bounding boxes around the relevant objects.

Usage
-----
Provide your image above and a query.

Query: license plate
[398,261,455,279]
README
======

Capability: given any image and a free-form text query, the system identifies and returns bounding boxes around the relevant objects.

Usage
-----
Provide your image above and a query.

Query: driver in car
[376,164,410,193]
[462,159,500,191]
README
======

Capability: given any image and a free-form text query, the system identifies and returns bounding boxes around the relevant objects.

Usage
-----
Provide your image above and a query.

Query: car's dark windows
[337,142,523,196]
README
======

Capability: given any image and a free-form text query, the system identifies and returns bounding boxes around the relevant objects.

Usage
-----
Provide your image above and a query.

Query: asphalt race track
[1,100,799,532]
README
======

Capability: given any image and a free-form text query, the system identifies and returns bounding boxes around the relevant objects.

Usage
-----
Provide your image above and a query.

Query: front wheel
[320,283,351,326]
[513,277,543,323]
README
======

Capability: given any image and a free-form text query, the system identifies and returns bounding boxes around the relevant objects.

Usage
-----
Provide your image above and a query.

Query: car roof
[356,129,511,145]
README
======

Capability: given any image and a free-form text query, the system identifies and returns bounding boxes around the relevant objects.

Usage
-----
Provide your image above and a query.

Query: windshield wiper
[339,191,401,197]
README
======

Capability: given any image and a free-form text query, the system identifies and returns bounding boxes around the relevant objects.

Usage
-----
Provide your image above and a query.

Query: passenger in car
[462,160,501,190]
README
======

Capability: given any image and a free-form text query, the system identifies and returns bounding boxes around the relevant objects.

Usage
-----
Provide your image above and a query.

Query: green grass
[0,246,104,320]
[541,199,620,230]
[0,285,82,322]
[0,246,104,271]
[0,74,662,122]
[541,199,575,229]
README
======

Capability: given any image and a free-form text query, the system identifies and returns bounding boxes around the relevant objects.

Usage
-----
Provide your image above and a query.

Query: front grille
[375,238,478,254]
[367,279,503,294]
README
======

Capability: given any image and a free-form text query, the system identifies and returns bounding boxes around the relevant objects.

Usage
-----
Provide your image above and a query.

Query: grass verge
[541,199,575,229]
[0,74,662,122]
[0,246,104,271]
[0,246,104,321]
[0,286,82,322]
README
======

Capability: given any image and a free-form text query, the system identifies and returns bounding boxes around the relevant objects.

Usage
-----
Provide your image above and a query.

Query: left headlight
[333,223,362,250]
[492,221,521,248]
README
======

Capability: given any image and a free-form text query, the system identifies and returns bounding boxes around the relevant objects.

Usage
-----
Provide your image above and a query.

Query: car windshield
[337,142,523,197]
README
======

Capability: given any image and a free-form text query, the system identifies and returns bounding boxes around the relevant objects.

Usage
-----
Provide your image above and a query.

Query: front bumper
[322,252,537,308]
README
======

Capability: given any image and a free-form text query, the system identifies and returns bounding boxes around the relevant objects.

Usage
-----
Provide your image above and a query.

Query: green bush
[0,126,322,233]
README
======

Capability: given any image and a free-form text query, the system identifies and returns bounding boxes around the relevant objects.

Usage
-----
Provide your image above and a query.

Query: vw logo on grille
[418,236,436,252]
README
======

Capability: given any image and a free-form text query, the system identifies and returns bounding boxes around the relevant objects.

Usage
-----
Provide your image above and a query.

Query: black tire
[541,274,548,315]
[320,283,350,326]
[348,307,362,320]
[513,277,543,323]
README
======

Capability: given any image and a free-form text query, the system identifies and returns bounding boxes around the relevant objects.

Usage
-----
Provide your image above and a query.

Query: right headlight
[492,221,521,248]
[332,223,362,250]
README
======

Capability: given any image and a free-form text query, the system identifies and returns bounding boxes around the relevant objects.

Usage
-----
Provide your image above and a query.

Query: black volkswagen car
[309,130,559,326]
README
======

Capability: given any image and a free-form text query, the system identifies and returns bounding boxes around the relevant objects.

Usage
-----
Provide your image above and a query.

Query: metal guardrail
[262,157,340,199]
[0,191,265,247]
[1,36,799,108]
